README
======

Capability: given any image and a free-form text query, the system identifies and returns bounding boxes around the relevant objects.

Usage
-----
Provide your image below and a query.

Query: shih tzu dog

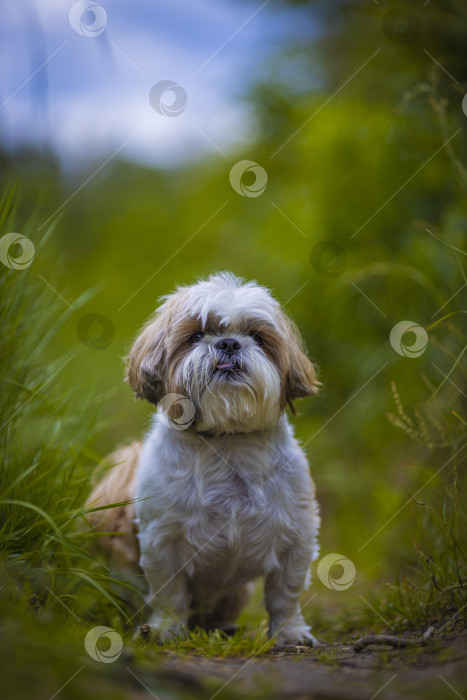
[88,272,320,645]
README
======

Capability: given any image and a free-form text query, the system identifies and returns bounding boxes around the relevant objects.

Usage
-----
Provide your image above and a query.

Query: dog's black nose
[215,338,241,354]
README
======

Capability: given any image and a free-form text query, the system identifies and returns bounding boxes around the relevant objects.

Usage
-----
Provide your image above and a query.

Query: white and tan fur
[88,272,320,644]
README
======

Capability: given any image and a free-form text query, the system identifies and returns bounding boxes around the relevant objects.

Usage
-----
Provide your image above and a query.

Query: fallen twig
[354,626,435,652]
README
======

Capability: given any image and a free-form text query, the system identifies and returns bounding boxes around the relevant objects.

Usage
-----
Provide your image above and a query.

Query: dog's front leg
[264,549,318,646]
[140,554,190,642]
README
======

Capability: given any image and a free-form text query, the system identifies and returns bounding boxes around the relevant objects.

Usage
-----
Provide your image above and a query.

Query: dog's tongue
[217,363,235,370]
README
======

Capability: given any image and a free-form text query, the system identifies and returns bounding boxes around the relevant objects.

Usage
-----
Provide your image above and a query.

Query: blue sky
[0,0,316,168]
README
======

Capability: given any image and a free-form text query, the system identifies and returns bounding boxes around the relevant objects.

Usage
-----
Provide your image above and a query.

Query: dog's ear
[126,313,166,405]
[277,310,320,413]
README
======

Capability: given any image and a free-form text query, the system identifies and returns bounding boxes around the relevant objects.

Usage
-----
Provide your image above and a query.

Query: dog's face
[127,273,318,433]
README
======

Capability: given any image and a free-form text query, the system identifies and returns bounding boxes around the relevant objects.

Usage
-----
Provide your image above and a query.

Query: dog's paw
[135,613,188,643]
[273,621,320,647]
[147,614,188,643]
[301,632,320,648]
[276,631,320,647]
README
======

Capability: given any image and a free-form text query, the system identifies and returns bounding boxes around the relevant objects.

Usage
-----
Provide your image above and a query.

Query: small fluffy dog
[88,272,320,645]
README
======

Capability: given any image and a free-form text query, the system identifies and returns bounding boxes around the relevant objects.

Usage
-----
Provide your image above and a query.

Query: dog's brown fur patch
[86,441,141,570]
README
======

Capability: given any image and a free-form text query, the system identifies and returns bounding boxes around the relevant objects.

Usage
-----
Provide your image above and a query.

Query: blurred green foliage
[0,0,466,655]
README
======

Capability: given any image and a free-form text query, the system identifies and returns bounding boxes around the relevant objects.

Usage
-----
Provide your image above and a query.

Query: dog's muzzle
[214,338,242,371]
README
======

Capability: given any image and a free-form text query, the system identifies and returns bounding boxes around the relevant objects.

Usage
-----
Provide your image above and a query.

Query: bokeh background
[0,1,466,693]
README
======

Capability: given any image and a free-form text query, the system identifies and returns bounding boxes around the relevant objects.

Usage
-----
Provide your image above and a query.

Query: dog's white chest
[136,418,315,589]
[186,467,291,582]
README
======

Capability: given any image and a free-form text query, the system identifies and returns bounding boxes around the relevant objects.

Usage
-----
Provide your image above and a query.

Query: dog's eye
[249,331,264,346]
[189,331,205,344]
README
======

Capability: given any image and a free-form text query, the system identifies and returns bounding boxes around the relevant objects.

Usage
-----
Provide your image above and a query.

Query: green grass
[379,379,467,632]
[0,186,138,626]
[148,624,276,657]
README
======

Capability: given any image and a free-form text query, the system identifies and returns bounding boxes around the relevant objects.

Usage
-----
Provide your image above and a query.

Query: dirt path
[126,628,467,700]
